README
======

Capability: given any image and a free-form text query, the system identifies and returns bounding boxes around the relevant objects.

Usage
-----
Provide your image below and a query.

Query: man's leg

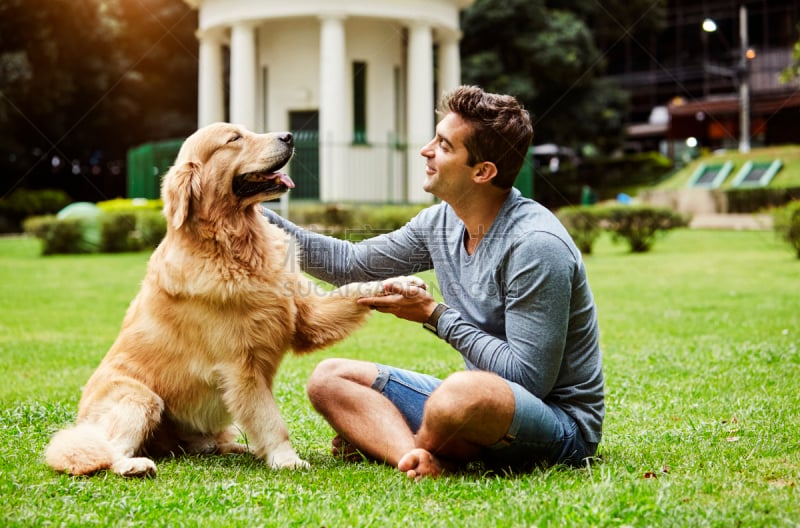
[306,358,416,467]
[398,370,515,480]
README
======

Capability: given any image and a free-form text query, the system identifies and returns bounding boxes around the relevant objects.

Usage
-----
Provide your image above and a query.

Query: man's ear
[473,161,498,184]
[162,161,202,230]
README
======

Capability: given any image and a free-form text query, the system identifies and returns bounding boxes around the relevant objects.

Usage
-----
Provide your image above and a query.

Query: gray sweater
[263,189,604,444]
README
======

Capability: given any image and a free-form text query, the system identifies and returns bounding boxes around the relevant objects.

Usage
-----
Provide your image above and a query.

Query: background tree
[780,23,800,83]
[110,0,199,144]
[460,0,666,155]
[0,0,197,201]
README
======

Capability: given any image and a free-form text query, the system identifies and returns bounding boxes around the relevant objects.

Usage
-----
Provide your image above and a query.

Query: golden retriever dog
[45,122,421,477]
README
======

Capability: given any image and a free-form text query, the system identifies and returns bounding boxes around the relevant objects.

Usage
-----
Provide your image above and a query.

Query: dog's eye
[227,134,242,143]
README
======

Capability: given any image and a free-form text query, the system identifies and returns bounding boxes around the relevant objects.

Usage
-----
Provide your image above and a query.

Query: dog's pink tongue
[276,172,295,188]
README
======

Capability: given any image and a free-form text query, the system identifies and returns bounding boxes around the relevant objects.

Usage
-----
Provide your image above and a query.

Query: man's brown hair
[438,85,533,189]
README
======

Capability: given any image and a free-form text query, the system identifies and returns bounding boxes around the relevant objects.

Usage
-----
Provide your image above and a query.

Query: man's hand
[357,277,438,323]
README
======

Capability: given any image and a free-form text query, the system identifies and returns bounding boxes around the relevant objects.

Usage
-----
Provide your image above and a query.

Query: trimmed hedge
[26,200,693,257]
[772,200,800,259]
[557,204,689,254]
[555,206,602,254]
[99,212,138,253]
[725,186,800,213]
[23,202,427,255]
[282,203,428,241]
[0,188,72,233]
[601,205,689,253]
[22,215,90,255]
[24,209,167,255]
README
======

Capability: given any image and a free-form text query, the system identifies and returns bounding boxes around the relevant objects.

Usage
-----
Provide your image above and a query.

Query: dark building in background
[604,0,800,157]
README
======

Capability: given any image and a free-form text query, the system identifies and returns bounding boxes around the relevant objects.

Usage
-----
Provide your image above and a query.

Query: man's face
[419,112,477,200]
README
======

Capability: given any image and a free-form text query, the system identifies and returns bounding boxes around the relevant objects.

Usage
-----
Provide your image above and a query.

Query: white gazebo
[184,0,474,203]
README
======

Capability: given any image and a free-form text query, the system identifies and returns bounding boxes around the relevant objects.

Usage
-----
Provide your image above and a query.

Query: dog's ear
[162,161,202,230]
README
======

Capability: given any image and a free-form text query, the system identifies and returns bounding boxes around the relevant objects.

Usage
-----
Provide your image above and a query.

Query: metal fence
[126,139,183,199]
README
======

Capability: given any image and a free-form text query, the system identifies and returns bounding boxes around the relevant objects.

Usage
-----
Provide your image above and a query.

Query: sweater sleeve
[437,232,575,399]
[261,206,434,285]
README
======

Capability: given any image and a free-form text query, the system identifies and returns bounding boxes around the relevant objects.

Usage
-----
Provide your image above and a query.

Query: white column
[197,28,225,127]
[437,30,462,95]
[406,21,434,203]
[230,22,257,130]
[319,14,348,202]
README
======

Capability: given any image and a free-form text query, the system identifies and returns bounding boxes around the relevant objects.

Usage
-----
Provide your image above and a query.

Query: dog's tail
[45,423,117,476]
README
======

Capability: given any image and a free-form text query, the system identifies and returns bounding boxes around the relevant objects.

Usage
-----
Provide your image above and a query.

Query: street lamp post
[702,4,751,153]
[738,3,750,153]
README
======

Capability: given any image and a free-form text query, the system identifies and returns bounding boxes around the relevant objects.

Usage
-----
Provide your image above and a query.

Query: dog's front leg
[220,369,308,470]
[291,276,426,353]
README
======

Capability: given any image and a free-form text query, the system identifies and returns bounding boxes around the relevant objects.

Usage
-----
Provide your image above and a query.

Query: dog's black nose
[278,132,293,147]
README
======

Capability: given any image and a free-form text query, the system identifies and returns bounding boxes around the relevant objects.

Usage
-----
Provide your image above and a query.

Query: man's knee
[425,371,510,424]
[306,358,377,408]
[307,358,343,404]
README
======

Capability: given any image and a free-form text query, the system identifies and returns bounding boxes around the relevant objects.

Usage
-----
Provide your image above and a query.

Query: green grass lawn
[1,230,798,527]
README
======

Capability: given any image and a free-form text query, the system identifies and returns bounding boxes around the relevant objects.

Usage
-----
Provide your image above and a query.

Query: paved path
[689,213,773,230]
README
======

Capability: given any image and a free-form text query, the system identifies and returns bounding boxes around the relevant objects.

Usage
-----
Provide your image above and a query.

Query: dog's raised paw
[111,457,157,478]
[380,275,427,293]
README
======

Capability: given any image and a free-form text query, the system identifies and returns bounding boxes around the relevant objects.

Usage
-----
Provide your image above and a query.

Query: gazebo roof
[184,0,474,34]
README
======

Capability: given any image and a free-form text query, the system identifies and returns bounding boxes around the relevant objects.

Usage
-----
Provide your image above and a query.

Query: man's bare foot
[397,448,447,481]
[331,435,365,462]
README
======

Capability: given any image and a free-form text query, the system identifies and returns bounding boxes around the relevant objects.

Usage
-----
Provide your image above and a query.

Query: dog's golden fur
[45,123,418,477]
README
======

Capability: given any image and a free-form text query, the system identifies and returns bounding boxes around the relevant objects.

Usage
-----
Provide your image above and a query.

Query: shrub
[772,200,800,259]
[556,206,603,254]
[285,203,426,241]
[136,210,167,249]
[600,205,689,253]
[346,204,427,241]
[725,187,800,214]
[97,197,163,213]
[23,208,167,256]
[100,212,139,253]
[23,215,90,255]
[0,188,72,233]
[97,199,167,251]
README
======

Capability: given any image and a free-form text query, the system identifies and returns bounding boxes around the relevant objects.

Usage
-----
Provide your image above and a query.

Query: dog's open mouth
[232,169,296,198]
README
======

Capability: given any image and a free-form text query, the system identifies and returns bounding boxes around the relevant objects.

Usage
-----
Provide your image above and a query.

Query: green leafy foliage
[460,0,666,154]
[99,213,139,253]
[0,188,72,232]
[97,198,163,212]
[556,206,602,254]
[0,0,197,200]
[557,205,688,254]
[284,203,428,241]
[772,200,800,258]
[725,186,800,214]
[136,210,168,248]
[780,23,800,83]
[600,205,689,253]
[22,215,89,255]
[24,208,167,255]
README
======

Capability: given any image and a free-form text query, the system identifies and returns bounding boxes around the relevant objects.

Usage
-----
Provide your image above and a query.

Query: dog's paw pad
[112,457,157,478]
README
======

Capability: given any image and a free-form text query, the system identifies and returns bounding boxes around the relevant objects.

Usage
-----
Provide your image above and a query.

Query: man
[263,85,603,480]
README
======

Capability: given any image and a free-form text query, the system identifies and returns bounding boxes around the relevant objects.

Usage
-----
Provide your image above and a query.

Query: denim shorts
[372,363,596,469]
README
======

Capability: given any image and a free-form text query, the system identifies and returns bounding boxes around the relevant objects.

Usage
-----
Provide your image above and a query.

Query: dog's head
[162,122,295,230]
